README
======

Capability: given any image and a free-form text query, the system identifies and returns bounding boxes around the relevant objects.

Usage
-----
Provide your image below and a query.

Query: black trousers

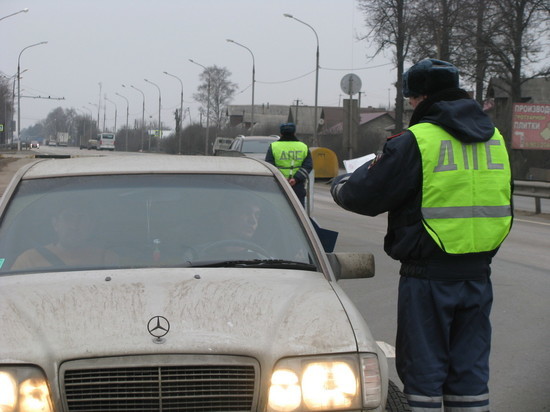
[396,276,492,411]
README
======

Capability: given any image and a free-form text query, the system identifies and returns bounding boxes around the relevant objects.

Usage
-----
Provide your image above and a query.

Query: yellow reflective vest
[270,141,309,179]
[409,122,512,254]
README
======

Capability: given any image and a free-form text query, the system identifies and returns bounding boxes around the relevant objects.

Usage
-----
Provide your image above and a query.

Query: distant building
[226,104,323,139]
[288,106,323,137]
[320,111,395,160]
[225,103,394,162]
[226,104,288,134]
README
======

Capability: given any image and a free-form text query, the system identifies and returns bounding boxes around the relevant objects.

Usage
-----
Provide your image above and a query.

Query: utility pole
[103,94,106,132]
[97,82,102,131]
[293,99,302,126]
[163,71,184,154]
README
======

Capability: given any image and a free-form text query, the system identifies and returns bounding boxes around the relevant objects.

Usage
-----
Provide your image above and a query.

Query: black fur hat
[279,123,296,136]
[403,58,459,97]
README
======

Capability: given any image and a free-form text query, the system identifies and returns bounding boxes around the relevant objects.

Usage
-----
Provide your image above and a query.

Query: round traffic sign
[340,73,362,95]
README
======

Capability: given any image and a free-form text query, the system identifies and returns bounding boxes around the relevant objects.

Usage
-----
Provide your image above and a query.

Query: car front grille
[60,355,258,411]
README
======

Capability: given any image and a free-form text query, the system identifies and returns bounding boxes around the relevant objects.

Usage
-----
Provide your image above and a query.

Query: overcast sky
[3,0,397,132]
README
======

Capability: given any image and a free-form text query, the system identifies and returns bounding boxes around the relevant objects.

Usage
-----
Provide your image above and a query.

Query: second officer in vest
[266,123,312,207]
[331,58,512,412]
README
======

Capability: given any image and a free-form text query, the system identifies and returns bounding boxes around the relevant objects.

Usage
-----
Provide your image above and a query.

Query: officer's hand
[288,178,297,187]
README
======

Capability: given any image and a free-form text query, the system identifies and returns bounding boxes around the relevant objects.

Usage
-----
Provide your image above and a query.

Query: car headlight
[267,353,381,411]
[0,366,53,412]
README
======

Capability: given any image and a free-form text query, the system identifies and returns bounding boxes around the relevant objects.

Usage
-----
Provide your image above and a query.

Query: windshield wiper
[185,259,318,271]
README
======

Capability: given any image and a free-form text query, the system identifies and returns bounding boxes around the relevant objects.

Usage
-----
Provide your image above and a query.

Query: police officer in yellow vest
[266,123,313,207]
[331,59,512,412]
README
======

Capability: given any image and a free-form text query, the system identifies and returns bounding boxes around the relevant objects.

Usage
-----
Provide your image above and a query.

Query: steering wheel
[199,239,271,260]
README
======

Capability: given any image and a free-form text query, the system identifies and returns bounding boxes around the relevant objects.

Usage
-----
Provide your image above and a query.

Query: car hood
[0,268,360,362]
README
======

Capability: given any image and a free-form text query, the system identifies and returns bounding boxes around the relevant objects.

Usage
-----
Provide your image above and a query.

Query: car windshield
[241,139,276,153]
[0,174,317,274]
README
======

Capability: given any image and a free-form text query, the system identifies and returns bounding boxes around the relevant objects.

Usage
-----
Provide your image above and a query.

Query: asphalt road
[311,180,550,412]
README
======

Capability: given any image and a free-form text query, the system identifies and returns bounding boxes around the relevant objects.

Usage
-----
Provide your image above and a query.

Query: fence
[514,180,550,214]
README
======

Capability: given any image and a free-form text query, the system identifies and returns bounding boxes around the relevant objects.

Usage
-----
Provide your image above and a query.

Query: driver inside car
[220,200,260,242]
[194,193,269,260]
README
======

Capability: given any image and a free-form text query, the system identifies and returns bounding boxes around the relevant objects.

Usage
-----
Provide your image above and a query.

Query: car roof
[236,135,279,142]
[21,155,275,179]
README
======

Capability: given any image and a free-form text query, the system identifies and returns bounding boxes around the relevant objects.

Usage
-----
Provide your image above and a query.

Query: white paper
[343,153,376,173]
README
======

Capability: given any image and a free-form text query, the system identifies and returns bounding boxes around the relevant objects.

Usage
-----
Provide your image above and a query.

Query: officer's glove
[330,174,351,206]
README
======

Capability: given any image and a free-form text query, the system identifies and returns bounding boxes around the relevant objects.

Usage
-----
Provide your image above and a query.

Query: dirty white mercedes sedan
[0,155,407,412]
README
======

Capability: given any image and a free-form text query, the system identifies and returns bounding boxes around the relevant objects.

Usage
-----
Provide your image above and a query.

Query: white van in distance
[87,132,116,151]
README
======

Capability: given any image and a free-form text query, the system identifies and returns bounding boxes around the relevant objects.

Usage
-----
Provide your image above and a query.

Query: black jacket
[331,88,510,280]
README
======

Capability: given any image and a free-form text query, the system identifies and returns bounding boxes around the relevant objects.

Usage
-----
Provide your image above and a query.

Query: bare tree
[489,0,550,103]
[407,0,465,62]
[405,0,496,103]
[74,114,96,148]
[44,107,69,140]
[468,0,499,103]
[0,76,14,144]
[359,0,548,109]
[359,0,498,107]
[357,0,413,133]
[193,65,237,130]
[428,0,502,104]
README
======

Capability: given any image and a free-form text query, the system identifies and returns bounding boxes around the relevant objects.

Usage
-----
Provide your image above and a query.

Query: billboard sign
[511,103,550,150]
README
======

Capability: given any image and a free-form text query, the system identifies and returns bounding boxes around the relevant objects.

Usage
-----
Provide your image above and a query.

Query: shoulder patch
[387,131,405,140]
[368,154,383,169]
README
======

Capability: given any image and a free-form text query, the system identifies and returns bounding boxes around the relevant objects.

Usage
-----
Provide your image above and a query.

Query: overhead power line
[321,62,394,71]
[20,95,65,100]
[255,62,393,85]
[257,69,316,85]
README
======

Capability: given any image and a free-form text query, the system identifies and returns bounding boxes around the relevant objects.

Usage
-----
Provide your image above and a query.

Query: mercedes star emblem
[147,315,170,339]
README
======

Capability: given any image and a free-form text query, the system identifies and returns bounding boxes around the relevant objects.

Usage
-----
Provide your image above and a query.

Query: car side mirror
[326,252,375,280]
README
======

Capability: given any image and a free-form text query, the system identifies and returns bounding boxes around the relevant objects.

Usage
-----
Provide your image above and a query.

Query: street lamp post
[124,84,146,151]
[0,8,29,22]
[17,41,47,150]
[144,78,161,152]
[163,71,184,154]
[284,13,319,146]
[115,92,129,151]
[88,102,98,113]
[104,96,117,133]
[226,39,255,136]
[189,59,211,155]
[97,82,102,131]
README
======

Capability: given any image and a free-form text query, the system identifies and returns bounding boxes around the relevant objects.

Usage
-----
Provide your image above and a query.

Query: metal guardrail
[0,143,29,151]
[514,180,550,214]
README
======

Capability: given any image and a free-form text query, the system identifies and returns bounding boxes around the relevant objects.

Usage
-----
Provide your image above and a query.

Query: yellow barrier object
[310,147,339,179]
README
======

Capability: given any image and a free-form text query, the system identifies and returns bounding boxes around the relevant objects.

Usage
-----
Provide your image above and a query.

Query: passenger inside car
[11,197,119,271]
